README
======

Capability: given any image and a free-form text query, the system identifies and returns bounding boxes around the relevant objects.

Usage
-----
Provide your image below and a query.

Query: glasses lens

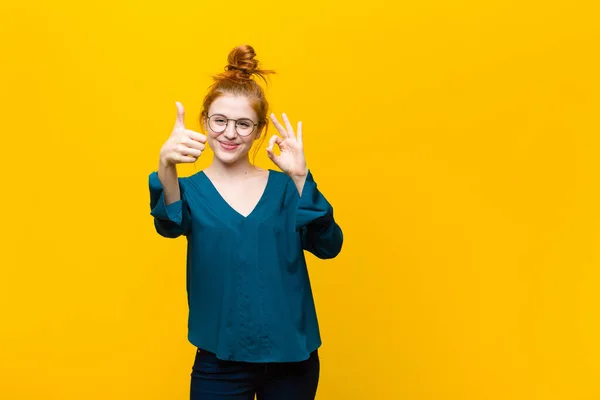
[209,115,227,132]
[236,119,255,136]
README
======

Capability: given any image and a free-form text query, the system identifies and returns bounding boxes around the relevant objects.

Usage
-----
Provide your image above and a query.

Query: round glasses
[206,114,258,137]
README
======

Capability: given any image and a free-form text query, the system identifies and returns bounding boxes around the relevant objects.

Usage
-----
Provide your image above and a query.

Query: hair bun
[225,64,252,76]
[227,44,257,73]
[222,44,273,82]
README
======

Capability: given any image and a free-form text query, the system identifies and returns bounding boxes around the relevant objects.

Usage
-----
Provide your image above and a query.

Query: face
[203,94,261,165]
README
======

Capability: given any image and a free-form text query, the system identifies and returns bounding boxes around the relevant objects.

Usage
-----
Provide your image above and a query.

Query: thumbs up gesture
[159,102,207,166]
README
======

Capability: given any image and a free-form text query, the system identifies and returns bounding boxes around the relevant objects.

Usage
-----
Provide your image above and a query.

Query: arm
[149,165,191,238]
[265,113,343,258]
[148,101,205,238]
[158,160,181,206]
[295,171,343,259]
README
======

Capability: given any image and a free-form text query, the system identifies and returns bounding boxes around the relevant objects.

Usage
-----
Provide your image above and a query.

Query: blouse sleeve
[148,171,191,238]
[295,171,343,259]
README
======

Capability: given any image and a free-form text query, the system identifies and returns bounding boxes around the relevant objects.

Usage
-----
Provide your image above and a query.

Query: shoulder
[148,169,206,193]
[263,169,296,202]
[268,169,317,185]
[180,170,213,194]
[268,168,290,181]
[268,169,295,189]
[183,169,206,183]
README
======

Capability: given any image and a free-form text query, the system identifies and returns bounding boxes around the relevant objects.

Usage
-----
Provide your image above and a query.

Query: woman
[148,44,343,400]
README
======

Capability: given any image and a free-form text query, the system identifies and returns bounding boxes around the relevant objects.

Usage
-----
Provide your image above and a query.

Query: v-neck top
[199,170,272,219]
[148,168,343,362]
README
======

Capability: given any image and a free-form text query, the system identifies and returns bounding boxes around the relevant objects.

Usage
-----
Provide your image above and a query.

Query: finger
[266,134,283,151]
[270,113,289,138]
[266,146,280,166]
[179,156,198,163]
[175,102,185,127]
[282,113,295,138]
[177,144,202,158]
[172,153,197,164]
[184,129,207,143]
[297,121,303,145]
[182,138,205,152]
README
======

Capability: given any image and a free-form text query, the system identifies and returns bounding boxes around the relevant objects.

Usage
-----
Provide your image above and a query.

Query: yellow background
[1,0,599,399]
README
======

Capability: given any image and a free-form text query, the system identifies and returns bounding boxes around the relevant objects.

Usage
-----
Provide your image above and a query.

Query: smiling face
[203,94,262,165]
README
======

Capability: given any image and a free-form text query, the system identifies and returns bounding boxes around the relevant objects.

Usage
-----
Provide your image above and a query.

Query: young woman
[148,44,343,400]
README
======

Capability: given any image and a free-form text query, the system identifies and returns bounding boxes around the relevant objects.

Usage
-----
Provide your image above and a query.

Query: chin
[217,155,240,164]
[213,149,248,164]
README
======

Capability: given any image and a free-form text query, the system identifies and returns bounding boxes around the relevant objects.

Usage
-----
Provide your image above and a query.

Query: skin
[158,94,308,209]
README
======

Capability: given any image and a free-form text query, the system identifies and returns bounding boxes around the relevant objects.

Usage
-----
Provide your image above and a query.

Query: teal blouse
[148,169,343,362]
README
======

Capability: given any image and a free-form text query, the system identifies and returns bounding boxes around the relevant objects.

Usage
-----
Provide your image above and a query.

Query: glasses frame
[204,112,259,137]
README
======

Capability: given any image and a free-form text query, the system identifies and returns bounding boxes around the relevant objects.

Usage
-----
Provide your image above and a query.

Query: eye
[237,120,252,128]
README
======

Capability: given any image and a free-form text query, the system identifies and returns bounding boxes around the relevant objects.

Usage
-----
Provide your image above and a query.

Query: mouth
[219,141,240,151]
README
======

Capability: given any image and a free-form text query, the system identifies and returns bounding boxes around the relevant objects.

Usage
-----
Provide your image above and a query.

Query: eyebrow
[210,113,256,122]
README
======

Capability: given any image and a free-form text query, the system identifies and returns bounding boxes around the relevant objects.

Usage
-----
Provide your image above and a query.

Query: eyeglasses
[205,113,259,137]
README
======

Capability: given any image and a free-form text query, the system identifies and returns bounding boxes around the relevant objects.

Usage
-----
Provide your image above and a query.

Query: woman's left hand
[267,113,308,178]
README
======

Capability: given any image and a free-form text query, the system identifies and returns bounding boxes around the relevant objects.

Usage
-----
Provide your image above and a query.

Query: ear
[254,122,266,141]
[200,114,208,132]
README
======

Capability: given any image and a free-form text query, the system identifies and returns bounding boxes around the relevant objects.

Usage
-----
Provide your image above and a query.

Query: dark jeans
[190,348,320,400]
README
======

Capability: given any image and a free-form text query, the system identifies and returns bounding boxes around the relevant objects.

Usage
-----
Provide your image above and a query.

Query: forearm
[291,174,308,196]
[302,220,343,259]
[158,159,180,206]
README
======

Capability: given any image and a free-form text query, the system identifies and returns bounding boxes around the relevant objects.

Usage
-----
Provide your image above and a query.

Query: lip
[219,141,240,151]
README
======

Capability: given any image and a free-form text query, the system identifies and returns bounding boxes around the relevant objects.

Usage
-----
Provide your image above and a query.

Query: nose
[223,121,237,139]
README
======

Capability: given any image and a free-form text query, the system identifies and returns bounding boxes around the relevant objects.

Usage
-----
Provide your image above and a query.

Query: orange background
[1,0,599,399]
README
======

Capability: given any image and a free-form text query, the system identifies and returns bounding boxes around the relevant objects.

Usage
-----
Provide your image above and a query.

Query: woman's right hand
[159,102,207,166]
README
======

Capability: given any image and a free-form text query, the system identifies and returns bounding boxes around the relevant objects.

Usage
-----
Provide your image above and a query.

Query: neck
[206,156,258,179]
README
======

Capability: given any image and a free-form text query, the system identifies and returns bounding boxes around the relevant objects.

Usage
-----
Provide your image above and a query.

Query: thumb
[266,146,280,165]
[266,135,282,166]
[175,101,185,127]
[267,134,282,151]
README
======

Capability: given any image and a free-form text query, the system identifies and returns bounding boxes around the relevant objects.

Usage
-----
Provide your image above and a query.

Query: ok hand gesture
[267,113,308,177]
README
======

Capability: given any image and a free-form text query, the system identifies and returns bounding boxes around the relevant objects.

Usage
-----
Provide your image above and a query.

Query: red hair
[200,45,275,158]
